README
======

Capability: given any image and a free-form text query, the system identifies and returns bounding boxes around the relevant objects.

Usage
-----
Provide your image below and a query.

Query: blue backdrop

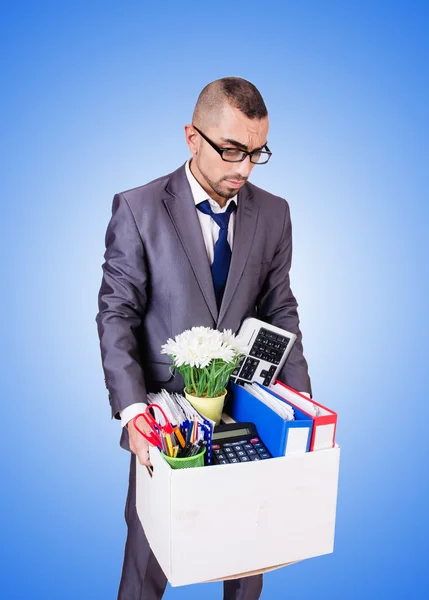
[1,1,428,598]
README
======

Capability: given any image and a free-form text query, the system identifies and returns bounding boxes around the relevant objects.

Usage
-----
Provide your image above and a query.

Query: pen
[181,443,193,458]
[186,424,193,445]
[189,440,205,456]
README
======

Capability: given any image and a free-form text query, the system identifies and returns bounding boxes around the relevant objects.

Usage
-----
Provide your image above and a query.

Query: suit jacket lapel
[164,164,219,322]
[218,184,259,324]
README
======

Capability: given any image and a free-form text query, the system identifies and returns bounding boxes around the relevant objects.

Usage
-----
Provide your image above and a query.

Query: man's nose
[235,156,254,178]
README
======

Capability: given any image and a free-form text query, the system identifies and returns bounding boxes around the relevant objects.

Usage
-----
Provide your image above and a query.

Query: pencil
[173,426,186,448]
[165,433,173,457]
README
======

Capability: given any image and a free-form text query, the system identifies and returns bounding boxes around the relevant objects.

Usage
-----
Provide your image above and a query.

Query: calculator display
[213,428,250,440]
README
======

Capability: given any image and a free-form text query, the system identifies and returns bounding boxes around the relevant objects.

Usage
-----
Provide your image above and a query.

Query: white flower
[160,326,245,367]
[221,329,249,356]
[214,342,235,363]
[160,337,182,357]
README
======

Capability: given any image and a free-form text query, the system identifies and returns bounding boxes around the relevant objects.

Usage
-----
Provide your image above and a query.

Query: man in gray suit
[96,77,312,599]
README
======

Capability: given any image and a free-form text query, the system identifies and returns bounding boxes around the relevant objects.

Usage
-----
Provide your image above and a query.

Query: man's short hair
[193,77,268,127]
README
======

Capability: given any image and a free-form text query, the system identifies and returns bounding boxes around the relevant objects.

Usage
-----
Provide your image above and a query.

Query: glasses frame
[193,126,272,164]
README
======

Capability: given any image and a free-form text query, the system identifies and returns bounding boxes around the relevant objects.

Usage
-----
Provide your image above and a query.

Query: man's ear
[184,124,199,155]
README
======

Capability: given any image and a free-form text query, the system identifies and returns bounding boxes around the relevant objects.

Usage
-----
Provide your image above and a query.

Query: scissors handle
[149,403,174,434]
[133,413,162,449]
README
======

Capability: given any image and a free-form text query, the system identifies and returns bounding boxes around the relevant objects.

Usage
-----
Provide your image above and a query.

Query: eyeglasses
[193,126,272,164]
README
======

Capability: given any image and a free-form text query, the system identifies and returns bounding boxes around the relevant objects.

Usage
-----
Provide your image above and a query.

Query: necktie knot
[197,199,236,230]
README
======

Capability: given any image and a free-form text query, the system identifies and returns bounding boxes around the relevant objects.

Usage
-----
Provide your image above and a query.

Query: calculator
[211,422,272,465]
[230,317,297,387]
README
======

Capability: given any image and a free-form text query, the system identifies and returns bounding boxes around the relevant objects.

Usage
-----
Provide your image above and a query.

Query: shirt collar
[185,159,238,212]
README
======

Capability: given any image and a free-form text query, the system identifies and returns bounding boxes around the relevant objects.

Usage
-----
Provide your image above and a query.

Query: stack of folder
[226,381,337,457]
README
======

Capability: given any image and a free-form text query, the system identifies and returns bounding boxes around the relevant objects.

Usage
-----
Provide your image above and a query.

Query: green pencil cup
[161,447,206,470]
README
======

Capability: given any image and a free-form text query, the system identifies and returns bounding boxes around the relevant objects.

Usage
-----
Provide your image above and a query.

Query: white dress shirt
[119,159,238,427]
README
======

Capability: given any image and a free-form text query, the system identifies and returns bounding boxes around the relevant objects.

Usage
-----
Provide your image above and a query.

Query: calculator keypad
[212,438,272,465]
[250,328,290,366]
[230,327,290,386]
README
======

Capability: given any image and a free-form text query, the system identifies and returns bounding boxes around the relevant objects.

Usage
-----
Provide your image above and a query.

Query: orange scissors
[133,403,174,450]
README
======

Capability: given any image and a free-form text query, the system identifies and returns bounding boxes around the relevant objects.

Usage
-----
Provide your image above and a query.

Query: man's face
[188,103,269,203]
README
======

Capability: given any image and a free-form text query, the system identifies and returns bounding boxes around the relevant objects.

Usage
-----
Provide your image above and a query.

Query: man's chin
[218,190,238,200]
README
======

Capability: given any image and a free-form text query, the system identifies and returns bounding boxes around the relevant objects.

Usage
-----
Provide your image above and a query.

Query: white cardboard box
[136,444,340,587]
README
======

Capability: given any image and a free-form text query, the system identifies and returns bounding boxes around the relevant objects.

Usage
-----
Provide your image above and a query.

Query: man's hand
[127,415,155,466]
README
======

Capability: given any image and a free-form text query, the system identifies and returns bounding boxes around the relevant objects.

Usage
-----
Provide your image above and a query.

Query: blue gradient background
[1,1,428,598]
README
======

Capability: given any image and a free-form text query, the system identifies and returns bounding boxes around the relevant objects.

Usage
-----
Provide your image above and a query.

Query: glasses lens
[251,151,271,164]
[222,148,246,162]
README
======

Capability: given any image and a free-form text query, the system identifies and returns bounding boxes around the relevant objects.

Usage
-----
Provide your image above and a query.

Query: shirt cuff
[299,392,311,398]
[120,403,147,428]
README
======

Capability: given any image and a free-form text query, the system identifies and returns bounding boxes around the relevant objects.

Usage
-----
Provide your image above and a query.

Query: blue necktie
[197,199,236,308]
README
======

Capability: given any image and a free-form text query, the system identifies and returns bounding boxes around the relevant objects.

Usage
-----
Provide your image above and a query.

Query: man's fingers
[137,447,152,467]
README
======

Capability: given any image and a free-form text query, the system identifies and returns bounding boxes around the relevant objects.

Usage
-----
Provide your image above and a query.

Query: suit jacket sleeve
[256,200,312,395]
[96,193,148,419]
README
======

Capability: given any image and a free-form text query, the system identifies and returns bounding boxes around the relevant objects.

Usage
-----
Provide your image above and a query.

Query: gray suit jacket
[96,162,311,424]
